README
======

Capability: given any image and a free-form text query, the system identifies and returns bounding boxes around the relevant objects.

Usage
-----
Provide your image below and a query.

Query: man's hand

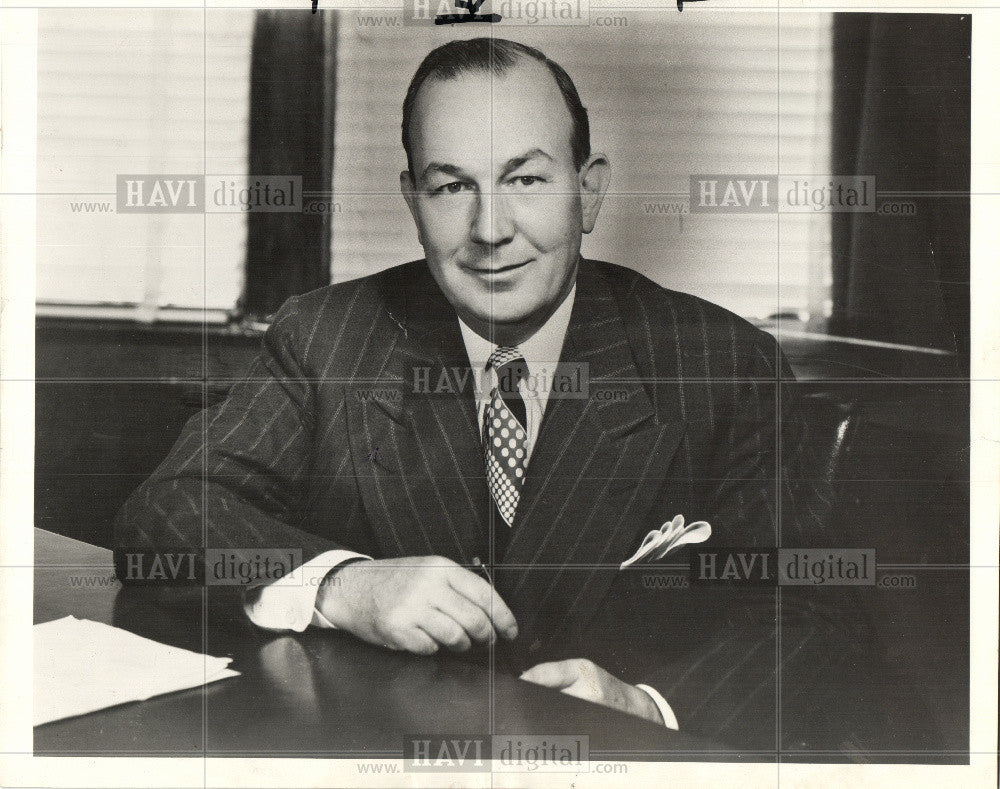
[520,658,664,725]
[316,556,518,655]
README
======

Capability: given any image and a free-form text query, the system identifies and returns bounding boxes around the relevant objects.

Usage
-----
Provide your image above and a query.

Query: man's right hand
[315,556,518,655]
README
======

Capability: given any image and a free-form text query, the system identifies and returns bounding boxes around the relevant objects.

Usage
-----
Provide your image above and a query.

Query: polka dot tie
[484,347,529,528]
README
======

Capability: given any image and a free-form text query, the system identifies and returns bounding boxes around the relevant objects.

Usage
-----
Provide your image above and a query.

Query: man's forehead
[408,58,575,172]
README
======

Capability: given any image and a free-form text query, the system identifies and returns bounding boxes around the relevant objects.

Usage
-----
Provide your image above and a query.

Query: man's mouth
[461,259,532,276]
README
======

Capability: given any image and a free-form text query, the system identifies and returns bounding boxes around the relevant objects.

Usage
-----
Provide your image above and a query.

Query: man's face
[401,58,608,344]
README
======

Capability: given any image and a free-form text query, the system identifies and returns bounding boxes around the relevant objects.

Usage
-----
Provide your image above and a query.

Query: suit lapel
[345,265,488,563]
[496,262,686,650]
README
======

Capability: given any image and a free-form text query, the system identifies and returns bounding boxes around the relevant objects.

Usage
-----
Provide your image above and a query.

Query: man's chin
[463,306,540,341]
[469,310,532,328]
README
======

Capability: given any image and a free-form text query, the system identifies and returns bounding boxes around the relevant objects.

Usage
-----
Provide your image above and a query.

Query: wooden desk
[33,528,716,760]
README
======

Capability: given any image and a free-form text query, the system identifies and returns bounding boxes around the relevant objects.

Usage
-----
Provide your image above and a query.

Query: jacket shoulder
[588,260,781,375]
[279,262,415,319]
[264,262,419,369]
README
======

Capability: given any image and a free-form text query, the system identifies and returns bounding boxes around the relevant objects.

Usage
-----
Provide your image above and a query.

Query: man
[116,37,886,750]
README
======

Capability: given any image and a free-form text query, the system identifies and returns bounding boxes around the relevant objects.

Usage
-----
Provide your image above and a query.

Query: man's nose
[470,191,515,247]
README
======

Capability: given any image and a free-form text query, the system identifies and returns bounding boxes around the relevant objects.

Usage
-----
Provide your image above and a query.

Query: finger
[417,609,473,652]
[446,567,519,639]
[559,677,601,704]
[558,661,613,706]
[519,659,579,689]
[393,626,439,656]
[435,588,496,645]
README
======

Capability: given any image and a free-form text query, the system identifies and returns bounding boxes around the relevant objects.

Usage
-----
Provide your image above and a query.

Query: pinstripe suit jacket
[115,259,887,749]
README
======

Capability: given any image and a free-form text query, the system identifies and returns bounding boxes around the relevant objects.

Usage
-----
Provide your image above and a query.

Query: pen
[471,556,522,675]
[471,556,493,585]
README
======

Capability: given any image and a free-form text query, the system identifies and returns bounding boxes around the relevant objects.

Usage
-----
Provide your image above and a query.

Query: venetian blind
[35,9,254,321]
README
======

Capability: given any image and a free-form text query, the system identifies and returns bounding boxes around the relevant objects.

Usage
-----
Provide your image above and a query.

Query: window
[36,12,834,325]
[36,9,254,322]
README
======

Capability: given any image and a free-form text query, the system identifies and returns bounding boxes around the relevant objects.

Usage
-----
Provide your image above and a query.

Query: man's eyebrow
[419,149,555,184]
[497,148,554,180]
[419,162,469,183]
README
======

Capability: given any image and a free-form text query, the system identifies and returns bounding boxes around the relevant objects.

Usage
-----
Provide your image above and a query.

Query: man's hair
[401,37,591,176]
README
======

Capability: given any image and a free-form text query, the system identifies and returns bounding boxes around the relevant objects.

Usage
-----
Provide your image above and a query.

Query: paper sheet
[34,616,240,726]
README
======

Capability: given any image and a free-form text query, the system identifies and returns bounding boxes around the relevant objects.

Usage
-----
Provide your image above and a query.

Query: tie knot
[488,346,528,394]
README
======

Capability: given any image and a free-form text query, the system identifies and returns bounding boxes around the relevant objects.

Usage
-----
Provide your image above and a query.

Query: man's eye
[434,181,471,195]
[511,175,544,188]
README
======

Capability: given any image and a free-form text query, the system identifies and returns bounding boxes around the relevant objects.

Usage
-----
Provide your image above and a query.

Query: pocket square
[619,514,712,569]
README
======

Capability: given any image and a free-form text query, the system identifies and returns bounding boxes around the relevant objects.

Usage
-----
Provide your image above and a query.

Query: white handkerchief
[620,515,712,569]
[34,616,240,726]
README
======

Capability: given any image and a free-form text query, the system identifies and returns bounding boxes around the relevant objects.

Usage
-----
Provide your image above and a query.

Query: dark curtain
[830,13,970,369]
[243,10,338,320]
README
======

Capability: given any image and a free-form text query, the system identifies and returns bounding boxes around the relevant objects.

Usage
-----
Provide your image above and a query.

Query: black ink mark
[677,0,709,10]
[435,0,501,25]
[366,447,381,464]
[312,0,319,12]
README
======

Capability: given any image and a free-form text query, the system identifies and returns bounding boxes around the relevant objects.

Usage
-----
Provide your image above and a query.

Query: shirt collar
[457,284,577,377]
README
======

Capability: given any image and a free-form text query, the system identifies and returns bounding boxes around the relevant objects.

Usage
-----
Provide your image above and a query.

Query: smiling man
[398,48,606,348]
[116,37,886,750]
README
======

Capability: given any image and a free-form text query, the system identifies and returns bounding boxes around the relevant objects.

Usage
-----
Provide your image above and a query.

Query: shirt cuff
[635,683,679,730]
[243,549,372,632]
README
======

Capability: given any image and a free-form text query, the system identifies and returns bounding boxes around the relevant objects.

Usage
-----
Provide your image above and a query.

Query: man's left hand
[519,658,664,725]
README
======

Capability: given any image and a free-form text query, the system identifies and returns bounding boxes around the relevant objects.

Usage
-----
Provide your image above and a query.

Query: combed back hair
[401,37,590,176]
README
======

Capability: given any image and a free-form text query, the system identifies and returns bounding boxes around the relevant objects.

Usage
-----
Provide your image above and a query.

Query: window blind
[330,12,832,321]
[36,9,254,320]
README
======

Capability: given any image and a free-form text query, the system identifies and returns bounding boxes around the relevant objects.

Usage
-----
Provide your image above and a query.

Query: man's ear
[400,169,423,243]
[578,153,610,234]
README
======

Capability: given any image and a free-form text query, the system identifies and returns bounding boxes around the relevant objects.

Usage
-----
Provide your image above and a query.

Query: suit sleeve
[633,331,930,752]
[114,296,349,581]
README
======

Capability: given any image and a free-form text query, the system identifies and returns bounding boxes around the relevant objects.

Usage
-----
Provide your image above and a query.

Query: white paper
[34,616,240,726]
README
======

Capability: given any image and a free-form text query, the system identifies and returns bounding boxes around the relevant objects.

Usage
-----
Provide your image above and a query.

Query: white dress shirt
[242,283,678,729]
